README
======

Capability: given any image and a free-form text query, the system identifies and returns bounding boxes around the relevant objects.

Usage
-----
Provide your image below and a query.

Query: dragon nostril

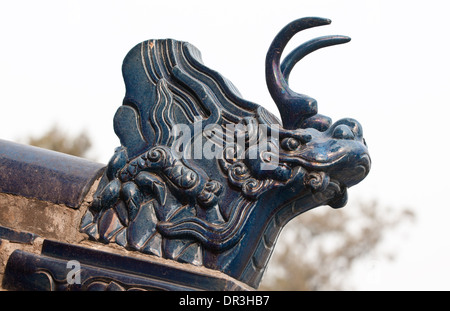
[332,124,355,140]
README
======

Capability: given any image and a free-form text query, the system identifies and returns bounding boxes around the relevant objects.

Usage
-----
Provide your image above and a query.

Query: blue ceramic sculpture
[79,17,371,289]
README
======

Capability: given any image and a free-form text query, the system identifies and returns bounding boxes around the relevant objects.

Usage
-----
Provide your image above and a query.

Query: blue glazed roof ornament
[80,17,371,289]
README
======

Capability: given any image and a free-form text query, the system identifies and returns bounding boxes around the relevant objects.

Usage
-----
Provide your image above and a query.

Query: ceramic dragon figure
[80,17,371,289]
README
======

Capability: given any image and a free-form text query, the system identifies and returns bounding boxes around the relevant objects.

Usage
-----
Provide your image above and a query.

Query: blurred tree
[259,200,415,291]
[26,124,92,158]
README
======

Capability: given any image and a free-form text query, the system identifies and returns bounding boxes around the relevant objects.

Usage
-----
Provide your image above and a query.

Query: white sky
[1,0,449,290]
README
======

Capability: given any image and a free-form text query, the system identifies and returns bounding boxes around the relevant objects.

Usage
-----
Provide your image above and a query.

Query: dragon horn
[265,17,349,130]
[281,35,351,83]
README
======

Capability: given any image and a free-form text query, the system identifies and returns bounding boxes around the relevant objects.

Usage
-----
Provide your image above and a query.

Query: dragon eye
[281,137,300,151]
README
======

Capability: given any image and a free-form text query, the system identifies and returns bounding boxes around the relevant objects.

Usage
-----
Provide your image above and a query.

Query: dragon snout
[358,153,371,177]
[300,117,370,188]
[330,118,364,141]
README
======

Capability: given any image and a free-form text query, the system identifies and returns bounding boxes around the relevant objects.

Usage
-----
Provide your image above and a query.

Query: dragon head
[244,17,371,208]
